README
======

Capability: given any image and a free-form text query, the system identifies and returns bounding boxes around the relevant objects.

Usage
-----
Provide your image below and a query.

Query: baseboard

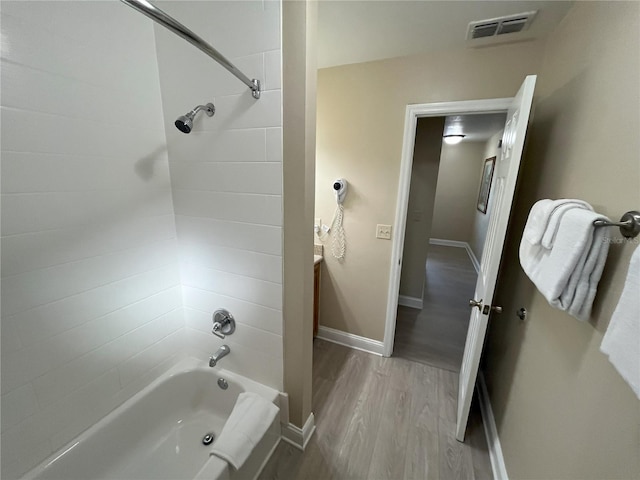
[398,294,423,309]
[429,238,467,248]
[281,412,316,451]
[464,244,480,273]
[429,238,480,273]
[477,372,509,480]
[317,325,385,356]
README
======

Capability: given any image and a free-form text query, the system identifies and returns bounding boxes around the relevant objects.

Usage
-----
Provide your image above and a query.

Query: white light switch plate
[376,224,392,240]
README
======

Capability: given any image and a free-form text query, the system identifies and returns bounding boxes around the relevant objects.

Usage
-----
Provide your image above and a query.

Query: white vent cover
[467,11,538,40]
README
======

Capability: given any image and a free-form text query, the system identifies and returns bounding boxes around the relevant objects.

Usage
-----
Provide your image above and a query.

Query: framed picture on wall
[477,156,496,214]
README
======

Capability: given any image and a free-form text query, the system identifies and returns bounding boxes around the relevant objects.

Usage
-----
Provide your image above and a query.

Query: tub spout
[209,345,230,367]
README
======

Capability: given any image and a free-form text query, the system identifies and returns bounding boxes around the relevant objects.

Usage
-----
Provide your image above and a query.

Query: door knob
[469,299,483,309]
[491,305,503,314]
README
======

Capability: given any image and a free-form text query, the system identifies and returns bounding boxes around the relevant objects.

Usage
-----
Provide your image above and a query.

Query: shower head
[175,103,215,134]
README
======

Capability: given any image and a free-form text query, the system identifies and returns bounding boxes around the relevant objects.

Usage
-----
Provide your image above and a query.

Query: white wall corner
[477,372,509,480]
[398,295,423,310]
[317,326,384,356]
[281,412,316,451]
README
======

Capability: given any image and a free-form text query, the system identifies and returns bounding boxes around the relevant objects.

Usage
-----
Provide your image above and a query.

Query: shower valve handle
[211,309,236,339]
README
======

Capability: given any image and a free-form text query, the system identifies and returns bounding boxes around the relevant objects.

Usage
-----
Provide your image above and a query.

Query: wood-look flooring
[258,339,493,480]
[394,245,478,372]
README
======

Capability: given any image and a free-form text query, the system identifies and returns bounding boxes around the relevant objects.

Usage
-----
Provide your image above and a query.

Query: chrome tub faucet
[209,345,230,367]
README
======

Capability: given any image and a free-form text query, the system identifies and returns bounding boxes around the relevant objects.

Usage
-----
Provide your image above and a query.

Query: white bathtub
[23,358,281,480]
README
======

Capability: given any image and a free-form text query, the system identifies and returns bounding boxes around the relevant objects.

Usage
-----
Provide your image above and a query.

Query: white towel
[601,245,640,399]
[520,207,610,321]
[523,199,593,246]
[541,201,593,249]
[210,392,279,470]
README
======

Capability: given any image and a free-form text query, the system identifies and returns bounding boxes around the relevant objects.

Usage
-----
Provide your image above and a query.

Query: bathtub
[23,358,281,480]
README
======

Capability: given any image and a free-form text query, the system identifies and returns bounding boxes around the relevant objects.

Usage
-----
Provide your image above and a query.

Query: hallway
[394,244,478,372]
[259,339,492,480]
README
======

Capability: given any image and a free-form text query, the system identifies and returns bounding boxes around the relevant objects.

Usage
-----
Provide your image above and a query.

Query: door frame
[382,98,513,357]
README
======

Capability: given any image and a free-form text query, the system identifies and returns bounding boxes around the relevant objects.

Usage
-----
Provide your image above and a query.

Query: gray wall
[399,117,445,299]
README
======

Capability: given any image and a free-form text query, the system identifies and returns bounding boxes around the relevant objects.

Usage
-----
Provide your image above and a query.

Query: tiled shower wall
[154,1,284,389]
[1,2,184,478]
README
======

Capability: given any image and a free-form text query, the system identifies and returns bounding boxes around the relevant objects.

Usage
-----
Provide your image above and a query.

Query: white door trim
[382,98,513,357]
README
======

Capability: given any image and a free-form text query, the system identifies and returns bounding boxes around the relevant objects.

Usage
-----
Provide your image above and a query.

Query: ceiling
[443,113,507,143]
[317,1,573,69]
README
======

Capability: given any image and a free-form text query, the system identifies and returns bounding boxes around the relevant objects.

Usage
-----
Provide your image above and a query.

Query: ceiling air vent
[467,11,537,41]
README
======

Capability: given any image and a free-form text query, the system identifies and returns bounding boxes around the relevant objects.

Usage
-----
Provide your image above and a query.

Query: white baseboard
[430,238,480,273]
[398,295,423,309]
[317,325,385,356]
[281,412,316,451]
[477,372,509,480]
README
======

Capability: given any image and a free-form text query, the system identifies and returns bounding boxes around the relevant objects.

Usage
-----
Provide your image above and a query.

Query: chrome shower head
[175,103,215,134]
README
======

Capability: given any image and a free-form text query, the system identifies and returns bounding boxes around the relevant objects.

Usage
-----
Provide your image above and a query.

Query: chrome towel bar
[593,210,640,238]
[120,0,261,99]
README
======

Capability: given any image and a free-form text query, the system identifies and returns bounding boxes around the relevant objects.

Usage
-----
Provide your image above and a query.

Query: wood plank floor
[394,245,478,372]
[258,339,493,480]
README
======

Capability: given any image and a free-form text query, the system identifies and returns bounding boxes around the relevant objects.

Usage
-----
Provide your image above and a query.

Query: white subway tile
[207,90,281,131]
[1,188,174,236]
[178,241,282,284]
[179,263,282,310]
[0,384,38,433]
[264,50,281,91]
[1,239,178,316]
[48,369,123,451]
[0,316,22,355]
[0,8,163,102]
[166,128,266,163]
[117,330,183,387]
[266,127,283,163]
[1,107,166,160]
[185,328,282,390]
[9,265,180,348]
[31,308,181,408]
[182,286,282,335]
[1,61,164,131]
[155,33,264,111]
[184,307,282,356]
[1,214,176,277]
[174,215,281,256]
[172,190,282,226]
[0,151,171,194]
[154,1,277,59]
[169,162,282,195]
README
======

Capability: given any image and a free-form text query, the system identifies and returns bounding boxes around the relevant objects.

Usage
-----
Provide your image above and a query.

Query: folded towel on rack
[523,199,593,247]
[520,207,610,321]
[210,392,279,470]
[601,245,640,399]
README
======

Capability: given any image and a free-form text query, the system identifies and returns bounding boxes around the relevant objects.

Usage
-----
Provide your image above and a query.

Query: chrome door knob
[491,305,503,314]
[469,299,483,309]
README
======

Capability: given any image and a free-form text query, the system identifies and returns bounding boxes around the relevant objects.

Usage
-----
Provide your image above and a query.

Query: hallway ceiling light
[443,134,466,145]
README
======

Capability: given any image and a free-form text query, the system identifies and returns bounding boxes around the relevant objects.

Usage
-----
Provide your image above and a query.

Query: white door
[456,75,537,442]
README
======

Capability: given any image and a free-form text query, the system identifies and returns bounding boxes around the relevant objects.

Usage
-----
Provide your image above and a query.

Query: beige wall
[485,2,640,479]
[431,141,486,243]
[469,130,503,259]
[282,0,317,428]
[399,117,444,299]
[315,40,545,341]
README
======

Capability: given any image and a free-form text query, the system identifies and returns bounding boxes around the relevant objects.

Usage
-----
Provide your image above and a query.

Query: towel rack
[593,210,640,238]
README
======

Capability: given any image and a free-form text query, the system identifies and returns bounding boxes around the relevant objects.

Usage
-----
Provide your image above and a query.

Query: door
[456,75,537,441]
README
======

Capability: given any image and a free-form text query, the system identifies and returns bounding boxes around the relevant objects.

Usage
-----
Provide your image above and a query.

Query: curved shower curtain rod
[120,0,261,99]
